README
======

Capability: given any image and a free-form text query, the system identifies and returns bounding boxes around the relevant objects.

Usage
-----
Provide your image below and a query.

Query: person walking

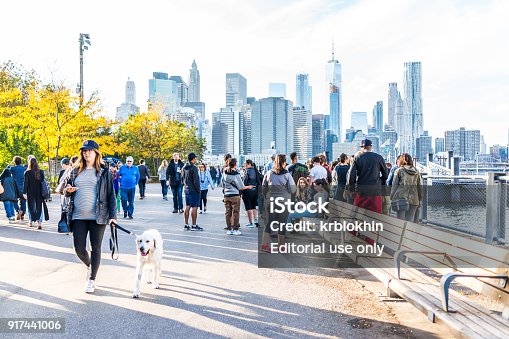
[23,157,47,229]
[287,179,328,224]
[295,177,312,204]
[56,156,79,233]
[118,156,139,219]
[158,160,169,200]
[198,164,214,214]
[242,160,260,228]
[390,153,422,221]
[137,159,150,199]
[346,139,388,213]
[9,156,26,221]
[182,153,203,231]
[260,154,296,251]
[222,158,254,235]
[0,168,19,223]
[64,140,117,293]
[166,153,184,213]
[309,156,328,185]
[333,153,350,202]
[209,165,217,188]
[109,163,120,212]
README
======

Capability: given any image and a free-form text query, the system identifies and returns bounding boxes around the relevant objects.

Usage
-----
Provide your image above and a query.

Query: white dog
[133,229,164,298]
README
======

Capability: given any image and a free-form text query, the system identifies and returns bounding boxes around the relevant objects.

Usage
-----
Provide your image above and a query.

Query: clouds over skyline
[1,0,508,145]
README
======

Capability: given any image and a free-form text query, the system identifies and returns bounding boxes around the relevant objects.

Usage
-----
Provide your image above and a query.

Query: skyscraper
[416,131,433,162]
[403,62,423,156]
[372,101,383,132]
[149,72,178,115]
[250,97,293,154]
[326,44,342,141]
[444,127,480,161]
[226,73,247,107]
[351,112,368,134]
[125,78,136,105]
[269,83,286,98]
[116,78,140,121]
[296,74,312,111]
[312,114,325,156]
[388,83,399,128]
[188,59,200,102]
[293,107,312,160]
[169,76,188,106]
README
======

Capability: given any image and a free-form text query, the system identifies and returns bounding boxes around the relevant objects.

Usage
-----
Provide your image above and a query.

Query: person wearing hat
[181,152,203,230]
[346,139,388,213]
[64,140,117,293]
[118,155,140,219]
[58,158,70,183]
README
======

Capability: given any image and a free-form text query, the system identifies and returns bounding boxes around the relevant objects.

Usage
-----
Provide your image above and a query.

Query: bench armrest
[440,272,508,312]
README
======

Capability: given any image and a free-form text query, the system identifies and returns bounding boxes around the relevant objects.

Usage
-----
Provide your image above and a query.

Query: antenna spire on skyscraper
[331,37,335,62]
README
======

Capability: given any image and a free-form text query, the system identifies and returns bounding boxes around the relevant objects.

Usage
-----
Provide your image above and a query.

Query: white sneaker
[244,223,254,228]
[226,229,234,235]
[9,218,16,223]
[85,279,95,293]
[86,266,91,281]
[233,230,242,236]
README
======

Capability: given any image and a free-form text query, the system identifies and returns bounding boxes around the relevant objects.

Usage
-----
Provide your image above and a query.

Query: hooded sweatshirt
[390,165,422,206]
[182,162,200,193]
[222,170,245,197]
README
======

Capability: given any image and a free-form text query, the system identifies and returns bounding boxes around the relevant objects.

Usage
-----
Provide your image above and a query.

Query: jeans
[120,187,136,217]
[72,220,106,280]
[13,197,26,216]
[160,180,168,197]
[397,205,419,222]
[171,185,183,210]
[138,179,147,197]
[3,201,16,219]
[286,210,317,224]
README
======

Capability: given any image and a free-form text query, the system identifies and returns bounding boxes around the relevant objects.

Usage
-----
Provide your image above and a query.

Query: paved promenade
[0,184,449,338]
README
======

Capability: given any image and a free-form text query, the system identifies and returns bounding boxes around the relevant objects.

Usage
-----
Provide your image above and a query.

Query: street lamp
[78,33,91,106]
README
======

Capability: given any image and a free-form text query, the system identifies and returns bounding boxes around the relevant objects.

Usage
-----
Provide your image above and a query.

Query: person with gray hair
[118,156,140,219]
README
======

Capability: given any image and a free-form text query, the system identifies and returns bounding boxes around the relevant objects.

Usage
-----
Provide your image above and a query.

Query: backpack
[291,163,309,184]
[41,178,51,200]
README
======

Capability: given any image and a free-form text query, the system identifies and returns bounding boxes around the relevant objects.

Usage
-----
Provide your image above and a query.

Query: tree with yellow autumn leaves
[0,61,205,181]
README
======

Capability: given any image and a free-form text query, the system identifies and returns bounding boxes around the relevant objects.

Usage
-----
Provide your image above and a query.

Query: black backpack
[291,163,309,184]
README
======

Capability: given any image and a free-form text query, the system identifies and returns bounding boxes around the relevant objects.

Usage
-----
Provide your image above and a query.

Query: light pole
[78,33,91,106]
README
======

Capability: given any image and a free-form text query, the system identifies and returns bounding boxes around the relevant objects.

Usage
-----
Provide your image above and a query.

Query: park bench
[302,199,509,338]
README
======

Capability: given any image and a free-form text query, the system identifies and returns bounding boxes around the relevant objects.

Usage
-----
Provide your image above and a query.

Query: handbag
[41,179,51,200]
[58,210,70,233]
[391,198,410,212]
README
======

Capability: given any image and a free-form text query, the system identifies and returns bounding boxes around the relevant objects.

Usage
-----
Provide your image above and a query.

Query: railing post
[421,173,428,224]
[485,173,502,244]
[499,179,507,244]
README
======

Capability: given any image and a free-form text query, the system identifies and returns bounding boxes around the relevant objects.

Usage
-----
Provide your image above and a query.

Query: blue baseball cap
[80,140,99,151]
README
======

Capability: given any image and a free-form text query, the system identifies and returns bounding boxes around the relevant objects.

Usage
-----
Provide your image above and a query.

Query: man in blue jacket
[118,156,140,219]
[8,156,26,221]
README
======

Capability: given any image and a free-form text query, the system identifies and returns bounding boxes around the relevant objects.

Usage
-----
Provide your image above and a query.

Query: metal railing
[420,173,508,246]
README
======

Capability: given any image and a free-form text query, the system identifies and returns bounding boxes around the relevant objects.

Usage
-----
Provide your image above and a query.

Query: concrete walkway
[0,184,450,338]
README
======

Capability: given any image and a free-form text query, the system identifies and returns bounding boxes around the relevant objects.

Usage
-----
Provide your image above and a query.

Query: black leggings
[200,189,208,210]
[72,220,106,280]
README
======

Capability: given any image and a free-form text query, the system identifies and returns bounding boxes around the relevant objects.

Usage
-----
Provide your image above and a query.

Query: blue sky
[1,0,508,146]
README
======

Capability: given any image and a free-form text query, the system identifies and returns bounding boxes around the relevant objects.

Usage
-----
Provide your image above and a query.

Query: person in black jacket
[166,153,185,213]
[181,152,203,231]
[0,168,19,223]
[64,140,117,294]
[23,158,47,229]
[346,139,388,213]
[137,159,150,199]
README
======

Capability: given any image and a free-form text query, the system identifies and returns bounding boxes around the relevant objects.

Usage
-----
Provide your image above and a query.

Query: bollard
[451,157,461,203]
[485,173,503,244]
[420,173,428,224]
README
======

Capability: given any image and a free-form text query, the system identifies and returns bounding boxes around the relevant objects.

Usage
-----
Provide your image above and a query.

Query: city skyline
[1,0,508,146]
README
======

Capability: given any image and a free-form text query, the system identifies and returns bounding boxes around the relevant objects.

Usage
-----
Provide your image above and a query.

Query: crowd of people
[0,137,423,292]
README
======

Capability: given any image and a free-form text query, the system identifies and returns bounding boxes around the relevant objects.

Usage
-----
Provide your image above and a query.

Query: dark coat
[182,162,200,193]
[24,169,45,221]
[66,165,117,226]
[0,170,19,202]
[166,159,184,187]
